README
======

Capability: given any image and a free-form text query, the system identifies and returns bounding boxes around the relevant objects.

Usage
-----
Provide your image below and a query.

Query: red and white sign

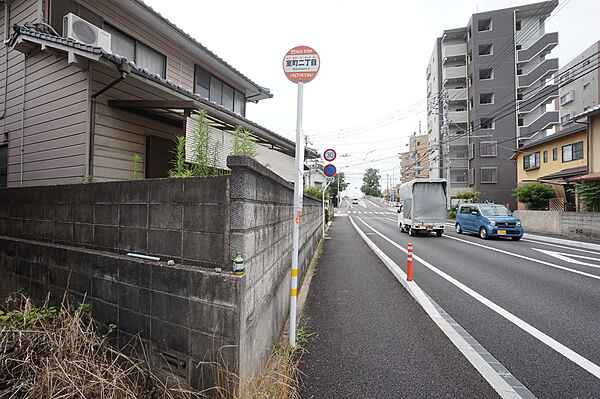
[283,46,320,83]
[323,149,336,162]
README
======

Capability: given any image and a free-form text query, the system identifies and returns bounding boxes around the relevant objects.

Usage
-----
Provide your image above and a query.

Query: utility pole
[442,89,451,208]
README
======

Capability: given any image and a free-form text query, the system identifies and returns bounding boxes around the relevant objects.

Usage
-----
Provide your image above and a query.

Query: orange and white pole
[407,243,413,281]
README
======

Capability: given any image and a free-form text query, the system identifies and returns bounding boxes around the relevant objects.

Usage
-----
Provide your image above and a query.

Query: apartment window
[104,24,165,78]
[516,68,523,75]
[560,91,574,105]
[195,66,245,115]
[479,68,493,80]
[0,145,6,188]
[478,44,493,56]
[523,152,540,170]
[480,117,494,130]
[518,118,524,127]
[480,93,494,104]
[480,141,497,157]
[480,167,498,183]
[515,20,522,31]
[560,113,571,125]
[478,18,492,32]
[517,93,523,100]
[543,150,548,163]
[516,44,522,51]
[562,141,584,162]
[552,147,558,161]
[584,82,591,90]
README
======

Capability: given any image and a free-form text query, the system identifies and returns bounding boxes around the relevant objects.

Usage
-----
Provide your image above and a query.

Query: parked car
[455,203,523,240]
[352,198,359,204]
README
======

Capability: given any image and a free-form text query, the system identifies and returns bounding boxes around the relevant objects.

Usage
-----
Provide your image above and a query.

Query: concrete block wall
[0,176,230,268]
[0,236,242,388]
[227,156,322,382]
[0,156,324,390]
[514,210,600,240]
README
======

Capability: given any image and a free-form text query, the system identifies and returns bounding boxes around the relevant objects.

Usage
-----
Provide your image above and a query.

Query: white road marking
[350,216,528,398]
[522,239,600,255]
[444,234,600,282]
[531,248,600,268]
[356,216,600,381]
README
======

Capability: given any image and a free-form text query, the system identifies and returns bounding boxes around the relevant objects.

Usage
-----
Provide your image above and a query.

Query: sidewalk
[298,216,497,399]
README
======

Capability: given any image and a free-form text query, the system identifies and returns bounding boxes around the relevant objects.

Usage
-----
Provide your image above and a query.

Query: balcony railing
[443,66,467,82]
[448,110,468,124]
[517,32,558,64]
[518,58,558,88]
[519,111,559,137]
[447,87,467,101]
[518,84,559,114]
[442,43,467,60]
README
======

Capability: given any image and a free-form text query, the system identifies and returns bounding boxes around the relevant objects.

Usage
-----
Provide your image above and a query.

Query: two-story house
[511,124,587,210]
[0,0,309,187]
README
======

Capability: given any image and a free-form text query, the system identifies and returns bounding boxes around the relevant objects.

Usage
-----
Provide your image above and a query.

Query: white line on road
[356,216,600,381]
[531,248,600,268]
[521,239,600,255]
[350,216,527,399]
[444,234,600,281]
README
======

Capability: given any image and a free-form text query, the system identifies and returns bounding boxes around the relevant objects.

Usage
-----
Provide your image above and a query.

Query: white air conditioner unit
[63,13,111,53]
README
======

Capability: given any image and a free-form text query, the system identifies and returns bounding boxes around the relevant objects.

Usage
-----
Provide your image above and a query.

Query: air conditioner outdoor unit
[63,13,111,53]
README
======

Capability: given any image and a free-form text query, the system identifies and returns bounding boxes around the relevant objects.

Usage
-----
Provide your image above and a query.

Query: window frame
[562,141,584,162]
[479,68,493,80]
[523,152,540,170]
[477,18,492,32]
[480,167,498,184]
[552,147,558,161]
[478,44,493,56]
[194,65,246,116]
[480,117,495,130]
[103,23,166,78]
[543,150,548,163]
[479,140,497,157]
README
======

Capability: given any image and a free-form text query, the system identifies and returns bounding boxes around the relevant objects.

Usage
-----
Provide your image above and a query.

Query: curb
[524,233,600,251]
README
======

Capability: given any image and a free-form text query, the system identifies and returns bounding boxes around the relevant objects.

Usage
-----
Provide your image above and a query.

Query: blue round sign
[324,164,337,177]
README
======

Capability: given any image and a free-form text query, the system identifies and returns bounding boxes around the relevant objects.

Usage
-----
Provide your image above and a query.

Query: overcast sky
[144,0,599,197]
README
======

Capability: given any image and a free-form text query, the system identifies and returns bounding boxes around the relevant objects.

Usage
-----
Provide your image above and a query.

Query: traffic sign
[283,46,320,83]
[323,148,336,162]
[324,164,337,177]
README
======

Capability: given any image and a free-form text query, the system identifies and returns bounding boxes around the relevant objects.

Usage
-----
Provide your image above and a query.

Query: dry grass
[0,294,202,399]
[0,293,309,399]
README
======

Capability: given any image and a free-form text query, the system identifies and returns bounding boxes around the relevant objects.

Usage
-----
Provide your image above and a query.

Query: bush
[453,190,481,202]
[448,206,458,219]
[571,181,600,212]
[304,186,323,198]
[513,182,555,210]
[324,208,329,223]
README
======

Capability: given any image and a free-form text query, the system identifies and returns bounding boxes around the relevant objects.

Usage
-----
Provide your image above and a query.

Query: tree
[361,168,382,197]
[513,182,555,210]
[571,181,600,212]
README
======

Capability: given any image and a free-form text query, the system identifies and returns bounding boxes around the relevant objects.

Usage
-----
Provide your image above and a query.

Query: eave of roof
[130,0,271,100]
[539,165,587,180]
[512,123,587,156]
[573,103,600,121]
[10,25,317,159]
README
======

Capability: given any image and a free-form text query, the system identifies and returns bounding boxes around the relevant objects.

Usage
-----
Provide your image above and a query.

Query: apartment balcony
[518,58,558,88]
[443,66,467,83]
[519,111,559,137]
[442,43,467,61]
[517,32,558,64]
[448,110,468,124]
[447,87,467,102]
[518,84,558,114]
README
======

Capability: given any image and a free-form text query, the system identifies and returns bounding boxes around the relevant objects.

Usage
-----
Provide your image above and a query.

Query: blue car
[455,203,523,241]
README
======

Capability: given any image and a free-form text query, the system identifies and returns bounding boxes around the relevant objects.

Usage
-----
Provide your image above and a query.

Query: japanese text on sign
[283,46,320,83]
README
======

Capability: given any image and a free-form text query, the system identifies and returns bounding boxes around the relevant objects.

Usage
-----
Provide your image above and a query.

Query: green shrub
[129,154,142,180]
[513,182,555,210]
[231,125,257,157]
[448,206,458,219]
[324,208,329,223]
[304,186,323,198]
[453,190,481,202]
[571,181,600,212]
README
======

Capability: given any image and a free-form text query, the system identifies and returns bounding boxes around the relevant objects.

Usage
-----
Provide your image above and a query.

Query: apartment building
[557,41,600,127]
[400,132,429,184]
[426,0,559,207]
[0,0,311,188]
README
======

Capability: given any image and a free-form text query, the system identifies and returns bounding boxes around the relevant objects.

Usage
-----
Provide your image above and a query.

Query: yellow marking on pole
[291,269,298,277]
[291,289,297,296]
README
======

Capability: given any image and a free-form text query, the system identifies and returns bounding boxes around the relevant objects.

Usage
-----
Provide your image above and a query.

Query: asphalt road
[299,197,600,398]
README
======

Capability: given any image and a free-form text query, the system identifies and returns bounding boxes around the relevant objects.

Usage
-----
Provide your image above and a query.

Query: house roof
[573,104,600,121]
[10,25,317,159]
[510,123,587,158]
[128,0,271,101]
[539,165,587,180]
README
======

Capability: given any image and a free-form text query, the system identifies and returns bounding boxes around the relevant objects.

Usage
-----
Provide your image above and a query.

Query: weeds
[231,126,257,158]
[130,154,143,180]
